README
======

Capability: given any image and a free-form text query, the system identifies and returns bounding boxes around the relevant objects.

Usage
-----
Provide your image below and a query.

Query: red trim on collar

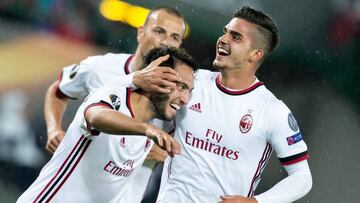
[126,88,135,118]
[125,55,134,75]
[215,75,264,95]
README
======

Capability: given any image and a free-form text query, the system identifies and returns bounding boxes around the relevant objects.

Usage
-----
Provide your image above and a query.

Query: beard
[150,93,171,121]
[213,59,227,70]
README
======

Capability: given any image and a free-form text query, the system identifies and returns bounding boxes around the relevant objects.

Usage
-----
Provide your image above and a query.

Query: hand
[218,195,258,203]
[46,130,65,153]
[146,144,168,162]
[144,123,181,156]
[133,55,182,93]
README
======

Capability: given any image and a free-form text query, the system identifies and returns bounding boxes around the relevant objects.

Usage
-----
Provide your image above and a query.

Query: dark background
[0,0,359,202]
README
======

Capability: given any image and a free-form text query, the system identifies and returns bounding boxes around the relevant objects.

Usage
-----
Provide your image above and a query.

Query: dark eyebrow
[224,26,243,39]
[230,30,242,39]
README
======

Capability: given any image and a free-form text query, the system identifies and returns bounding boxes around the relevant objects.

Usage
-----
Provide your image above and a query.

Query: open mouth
[170,103,181,111]
[217,46,230,56]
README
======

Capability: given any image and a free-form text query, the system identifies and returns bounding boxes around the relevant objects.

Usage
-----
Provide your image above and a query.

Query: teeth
[218,47,229,55]
[170,103,180,110]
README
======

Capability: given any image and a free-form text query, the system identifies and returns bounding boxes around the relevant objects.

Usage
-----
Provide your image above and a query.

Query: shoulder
[83,53,132,66]
[96,85,128,98]
[261,88,289,114]
[194,69,219,80]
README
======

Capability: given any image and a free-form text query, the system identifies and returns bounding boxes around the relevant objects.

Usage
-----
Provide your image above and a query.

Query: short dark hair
[234,6,279,54]
[142,47,198,72]
[144,6,184,27]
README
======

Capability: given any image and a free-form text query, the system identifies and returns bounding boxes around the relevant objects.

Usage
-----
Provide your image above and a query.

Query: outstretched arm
[85,105,181,156]
[219,160,312,203]
[44,81,68,153]
[254,160,312,203]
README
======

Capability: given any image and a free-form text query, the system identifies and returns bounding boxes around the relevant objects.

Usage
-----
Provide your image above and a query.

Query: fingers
[154,133,180,155]
[46,144,55,153]
[145,124,181,156]
[46,132,64,154]
[150,86,172,94]
[160,72,182,83]
[154,134,163,148]
[160,133,181,155]
[155,66,180,77]
[149,55,170,67]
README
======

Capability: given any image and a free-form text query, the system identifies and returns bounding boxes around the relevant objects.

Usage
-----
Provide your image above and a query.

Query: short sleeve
[267,100,309,166]
[57,56,99,99]
[80,87,127,138]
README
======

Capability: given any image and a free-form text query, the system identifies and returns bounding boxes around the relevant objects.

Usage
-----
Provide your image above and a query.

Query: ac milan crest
[239,114,253,133]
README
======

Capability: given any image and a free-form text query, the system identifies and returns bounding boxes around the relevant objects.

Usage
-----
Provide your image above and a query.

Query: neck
[129,91,155,122]
[219,67,257,90]
[129,48,144,73]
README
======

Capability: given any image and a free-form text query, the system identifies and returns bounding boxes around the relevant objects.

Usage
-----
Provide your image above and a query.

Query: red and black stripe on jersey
[279,151,309,166]
[33,135,91,203]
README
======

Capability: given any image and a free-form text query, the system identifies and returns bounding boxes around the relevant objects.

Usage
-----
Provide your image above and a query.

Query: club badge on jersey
[239,113,253,134]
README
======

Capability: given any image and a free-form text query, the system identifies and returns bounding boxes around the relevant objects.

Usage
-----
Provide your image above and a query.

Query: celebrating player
[43,6,185,202]
[17,47,196,203]
[131,6,312,203]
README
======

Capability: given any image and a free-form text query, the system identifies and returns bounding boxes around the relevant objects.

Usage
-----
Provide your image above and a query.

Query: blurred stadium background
[0,0,359,202]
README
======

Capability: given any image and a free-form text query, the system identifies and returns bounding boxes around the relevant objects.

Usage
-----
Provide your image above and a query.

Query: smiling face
[213,18,261,70]
[151,62,194,121]
[137,9,186,58]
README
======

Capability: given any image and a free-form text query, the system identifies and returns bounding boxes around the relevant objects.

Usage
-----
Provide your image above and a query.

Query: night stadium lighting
[99,0,190,38]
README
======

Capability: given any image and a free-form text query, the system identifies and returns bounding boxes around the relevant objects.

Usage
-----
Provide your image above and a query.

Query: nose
[218,33,228,45]
[160,38,173,48]
[179,90,190,106]
[160,35,180,48]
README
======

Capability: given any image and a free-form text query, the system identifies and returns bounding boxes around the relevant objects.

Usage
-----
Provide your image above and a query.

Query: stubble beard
[213,59,227,70]
[150,94,171,121]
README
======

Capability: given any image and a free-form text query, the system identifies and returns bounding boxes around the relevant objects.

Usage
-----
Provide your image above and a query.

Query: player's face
[138,10,185,57]
[151,63,194,121]
[213,18,257,70]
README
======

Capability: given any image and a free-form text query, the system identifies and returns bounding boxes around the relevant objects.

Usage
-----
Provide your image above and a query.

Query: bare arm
[44,81,69,153]
[85,106,181,155]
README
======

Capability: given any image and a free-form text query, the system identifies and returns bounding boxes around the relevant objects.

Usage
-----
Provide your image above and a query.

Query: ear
[137,26,144,43]
[249,49,265,63]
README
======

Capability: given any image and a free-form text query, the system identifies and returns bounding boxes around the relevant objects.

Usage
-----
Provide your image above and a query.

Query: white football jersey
[157,73,309,203]
[18,87,154,203]
[57,53,133,99]
[54,53,173,202]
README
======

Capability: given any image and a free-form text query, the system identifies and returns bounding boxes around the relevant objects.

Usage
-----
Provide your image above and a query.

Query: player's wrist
[142,123,151,137]
[47,127,63,135]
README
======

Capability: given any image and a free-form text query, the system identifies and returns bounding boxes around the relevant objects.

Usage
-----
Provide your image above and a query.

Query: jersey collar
[215,75,264,95]
[124,55,134,75]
